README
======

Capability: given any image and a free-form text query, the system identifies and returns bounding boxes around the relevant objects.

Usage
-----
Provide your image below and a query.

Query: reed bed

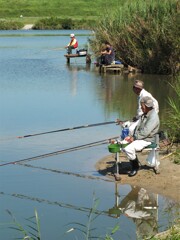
[90,0,179,74]
[163,76,180,152]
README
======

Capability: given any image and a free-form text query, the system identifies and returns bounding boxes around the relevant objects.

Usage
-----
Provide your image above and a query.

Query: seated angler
[123,96,160,177]
[100,41,115,65]
[65,33,78,54]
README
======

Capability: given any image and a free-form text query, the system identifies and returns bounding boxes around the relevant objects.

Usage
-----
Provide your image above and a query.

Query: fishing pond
[0,30,179,239]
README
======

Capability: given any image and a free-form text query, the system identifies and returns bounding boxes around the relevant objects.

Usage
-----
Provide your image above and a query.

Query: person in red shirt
[65,33,78,54]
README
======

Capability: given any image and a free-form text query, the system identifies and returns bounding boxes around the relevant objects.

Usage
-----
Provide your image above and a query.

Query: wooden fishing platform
[99,64,124,73]
[64,53,91,64]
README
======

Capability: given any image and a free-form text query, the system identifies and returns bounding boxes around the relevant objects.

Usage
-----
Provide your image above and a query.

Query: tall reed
[163,76,180,162]
[90,0,179,74]
[5,209,41,240]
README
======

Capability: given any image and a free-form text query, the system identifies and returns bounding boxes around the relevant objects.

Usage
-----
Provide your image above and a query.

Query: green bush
[163,76,180,143]
[33,17,62,30]
[61,18,74,29]
[33,17,94,30]
[0,20,24,30]
[90,0,180,75]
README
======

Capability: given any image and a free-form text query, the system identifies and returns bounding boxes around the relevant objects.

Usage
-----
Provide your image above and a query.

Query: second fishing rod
[17,120,126,139]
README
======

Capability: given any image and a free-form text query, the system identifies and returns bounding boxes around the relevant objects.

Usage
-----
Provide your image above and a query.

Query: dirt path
[22,24,34,30]
[95,147,180,202]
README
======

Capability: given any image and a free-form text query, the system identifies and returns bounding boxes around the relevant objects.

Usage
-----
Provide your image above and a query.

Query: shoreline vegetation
[0,0,179,75]
[0,1,179,239]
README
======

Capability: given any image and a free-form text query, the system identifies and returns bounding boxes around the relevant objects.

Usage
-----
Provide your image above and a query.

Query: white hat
[141,96,154,108]
[133,80,144,89]
[70,33,75,37]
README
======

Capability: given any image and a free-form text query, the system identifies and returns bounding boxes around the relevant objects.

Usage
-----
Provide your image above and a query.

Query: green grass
[0,0,122,20]
[0,0,125,29]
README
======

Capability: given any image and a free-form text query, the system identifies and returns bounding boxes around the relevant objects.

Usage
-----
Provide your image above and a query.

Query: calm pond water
[0,30,178,239]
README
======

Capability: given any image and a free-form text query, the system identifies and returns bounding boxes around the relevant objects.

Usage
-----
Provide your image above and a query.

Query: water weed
[4,209,41,240]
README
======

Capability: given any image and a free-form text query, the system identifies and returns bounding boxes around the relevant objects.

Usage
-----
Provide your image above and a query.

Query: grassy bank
[0,0,123,30]
[0,0,121,19]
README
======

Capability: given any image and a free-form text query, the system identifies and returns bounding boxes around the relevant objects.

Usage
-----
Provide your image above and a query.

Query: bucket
[78,49,87,56]
[108,144,121,153]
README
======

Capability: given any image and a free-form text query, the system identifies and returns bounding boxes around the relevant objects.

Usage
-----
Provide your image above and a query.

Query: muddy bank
[95,148,180,202]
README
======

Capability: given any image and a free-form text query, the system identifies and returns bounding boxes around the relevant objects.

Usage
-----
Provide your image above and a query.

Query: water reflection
[96,72,175,121]
[66,63,91,72]
[108,184,158,239]
[66,63,91,96]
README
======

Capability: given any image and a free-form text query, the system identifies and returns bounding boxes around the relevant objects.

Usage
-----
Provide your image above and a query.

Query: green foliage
[151,226,180,240]
[0,0,121,18]
[61,18,74,30]
[5,209,41,240]
[65,194,120,239]
[0,0,123,29]
[172,148,180,164]
[0,20,24,30]
[90,0,180,74]
[32,17,95,30]
[33,17,62,30]
[163,76,180,143]
[1,206,179,239]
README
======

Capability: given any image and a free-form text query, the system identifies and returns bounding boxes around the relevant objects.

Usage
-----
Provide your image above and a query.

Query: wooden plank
[101,64,124,73]
[64,54,87,58]
[103,68,121,71]
[103,64,124,68]
[64,53,89,64]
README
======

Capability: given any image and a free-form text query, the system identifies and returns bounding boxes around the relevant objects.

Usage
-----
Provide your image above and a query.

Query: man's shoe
[128,169,138,177]
[128,158,139,177]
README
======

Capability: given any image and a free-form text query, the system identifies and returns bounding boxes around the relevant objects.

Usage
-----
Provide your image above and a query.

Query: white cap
[133,80,144,89]
[70,33,75,37]
[141,96,154,108]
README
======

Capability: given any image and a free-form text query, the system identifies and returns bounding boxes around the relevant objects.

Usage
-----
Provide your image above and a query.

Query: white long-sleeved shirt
[136,89,159,119]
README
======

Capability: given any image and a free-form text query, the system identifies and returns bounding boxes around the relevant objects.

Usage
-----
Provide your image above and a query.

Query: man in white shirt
[129,80,159,135]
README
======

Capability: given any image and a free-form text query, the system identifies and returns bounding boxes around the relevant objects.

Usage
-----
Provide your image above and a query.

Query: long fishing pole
[17,121,117,139]
[0,136,119,167]
[46,47,65,51]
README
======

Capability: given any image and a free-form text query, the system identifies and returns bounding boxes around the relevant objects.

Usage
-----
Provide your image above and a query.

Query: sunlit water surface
[0,30,178,240]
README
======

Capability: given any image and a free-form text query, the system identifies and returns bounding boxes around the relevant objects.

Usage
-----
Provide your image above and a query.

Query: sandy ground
[22,24,34,30]
[95,145,180,202]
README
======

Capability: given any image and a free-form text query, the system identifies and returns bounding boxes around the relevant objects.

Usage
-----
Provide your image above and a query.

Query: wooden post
[86,54,91,64]
[67,57,70,64]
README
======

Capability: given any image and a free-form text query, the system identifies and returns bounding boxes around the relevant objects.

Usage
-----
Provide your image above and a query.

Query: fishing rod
[0,136,119,167]
[17,120,118,139]
[47,47,65,51]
